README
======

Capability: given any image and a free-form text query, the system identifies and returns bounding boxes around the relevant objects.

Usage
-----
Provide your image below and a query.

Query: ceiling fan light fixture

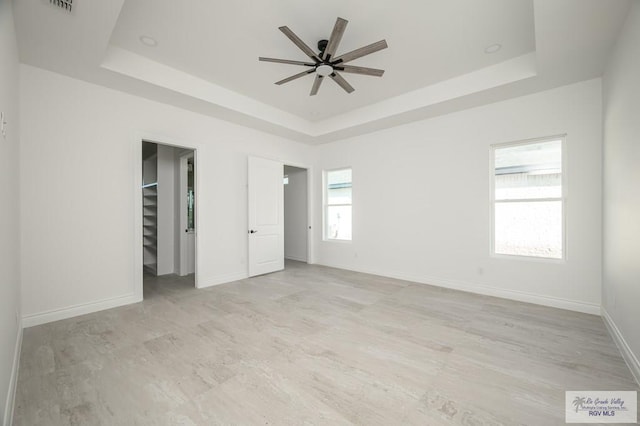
[316,64,333,77]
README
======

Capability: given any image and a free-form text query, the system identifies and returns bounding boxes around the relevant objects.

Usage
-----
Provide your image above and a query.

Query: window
[187,159,195,230]
[325,168,352,241]
[492,137,564,259]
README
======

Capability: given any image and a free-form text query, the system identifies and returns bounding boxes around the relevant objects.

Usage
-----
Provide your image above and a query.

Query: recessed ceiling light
[484,43,502,54]
[139,36,158,47]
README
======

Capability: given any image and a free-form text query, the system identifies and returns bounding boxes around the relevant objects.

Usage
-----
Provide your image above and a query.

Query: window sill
[322,238,352,244]
[491,252,566,264]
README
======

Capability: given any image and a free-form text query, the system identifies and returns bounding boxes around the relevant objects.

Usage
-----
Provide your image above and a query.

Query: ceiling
[13,0,631,144]
[110,0,535,122]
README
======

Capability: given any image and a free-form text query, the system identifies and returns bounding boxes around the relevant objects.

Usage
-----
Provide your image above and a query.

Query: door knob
[249,229,258,234]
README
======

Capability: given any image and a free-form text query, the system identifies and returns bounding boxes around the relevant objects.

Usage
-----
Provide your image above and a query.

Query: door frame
[283,162,312,264]
[133,133,200,301]
[284,161,314,265]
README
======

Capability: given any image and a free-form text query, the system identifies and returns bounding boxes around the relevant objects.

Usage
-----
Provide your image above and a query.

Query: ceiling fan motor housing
[317,39,329,55]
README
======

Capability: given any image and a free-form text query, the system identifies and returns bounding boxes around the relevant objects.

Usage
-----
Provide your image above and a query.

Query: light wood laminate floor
[14,261,638,425]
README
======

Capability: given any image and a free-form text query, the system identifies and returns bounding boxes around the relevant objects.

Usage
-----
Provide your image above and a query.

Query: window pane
[495,201,562,259]
[495,140,561,200]
[327,205,352,240]
[187,189,195,229]
[327,169,352,205]
[495,172,561,200]
[327,168,352,186]
[327,186,352,205]
[187,160,195,230]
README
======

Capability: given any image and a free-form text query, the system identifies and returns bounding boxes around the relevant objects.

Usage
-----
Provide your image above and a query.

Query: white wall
[19,64,312,323]
[156,144,176,276]
[0,0,21,422]
[602,0,640,383]
[284,166,308,262]
[313,79,603,314]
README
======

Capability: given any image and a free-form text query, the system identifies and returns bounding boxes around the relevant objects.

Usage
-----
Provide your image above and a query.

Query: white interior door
[248,156,284,277]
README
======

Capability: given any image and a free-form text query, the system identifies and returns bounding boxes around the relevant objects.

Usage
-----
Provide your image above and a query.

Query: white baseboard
[602,308,640,386]
[198,271,248,289]
[317,261,601,315]
[285,255,308,263]
[22,293,141,328]
[3,319,22,426]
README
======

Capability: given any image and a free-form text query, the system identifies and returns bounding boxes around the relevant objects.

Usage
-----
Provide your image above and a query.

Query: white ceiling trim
[13,0,630,145]
[314,53,537,135]
[102,46,313,134]
[102,47,537,139]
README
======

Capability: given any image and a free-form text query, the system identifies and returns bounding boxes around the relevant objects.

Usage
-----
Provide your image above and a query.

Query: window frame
[323,167,353,242]
[489,135,567,262]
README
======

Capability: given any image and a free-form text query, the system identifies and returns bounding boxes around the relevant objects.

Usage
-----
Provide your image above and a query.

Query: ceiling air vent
[50,0,72,12]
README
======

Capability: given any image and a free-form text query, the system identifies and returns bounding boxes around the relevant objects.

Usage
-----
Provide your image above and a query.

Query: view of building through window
[493,139,563,259]
[325,168,352,241]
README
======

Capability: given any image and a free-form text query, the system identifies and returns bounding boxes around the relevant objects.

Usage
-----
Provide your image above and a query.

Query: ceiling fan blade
[322,17,348,61]
[310,74,324,96]
[259,57,316,67]
[279,26,321,63]
[336,65,385,77]
[332,40,388,64]
[275,69,315,85]
[329,72,355,94]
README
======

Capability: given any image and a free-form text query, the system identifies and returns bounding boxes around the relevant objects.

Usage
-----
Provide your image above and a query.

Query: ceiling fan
[259,17,388,96]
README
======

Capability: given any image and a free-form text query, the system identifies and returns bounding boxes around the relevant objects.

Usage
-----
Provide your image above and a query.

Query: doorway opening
[283,165,309,264]
[141,141,197,298]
